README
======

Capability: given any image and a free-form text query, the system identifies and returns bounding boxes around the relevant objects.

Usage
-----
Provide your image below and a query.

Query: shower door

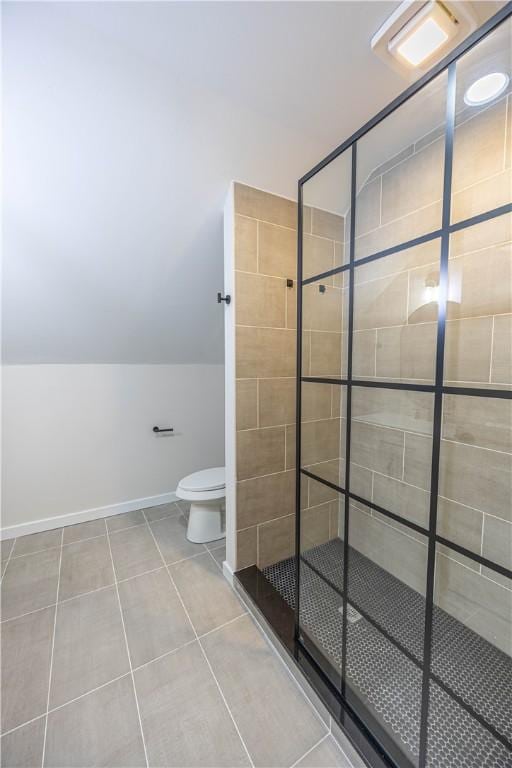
[296,11,511,768]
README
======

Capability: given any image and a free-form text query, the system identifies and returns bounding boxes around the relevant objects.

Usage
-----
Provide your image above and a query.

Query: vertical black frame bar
[295,183,304,640]
[340,143,357,693]
[417,60,457,767]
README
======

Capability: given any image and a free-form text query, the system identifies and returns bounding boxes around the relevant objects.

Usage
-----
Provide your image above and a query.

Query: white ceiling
[2,1,500,364]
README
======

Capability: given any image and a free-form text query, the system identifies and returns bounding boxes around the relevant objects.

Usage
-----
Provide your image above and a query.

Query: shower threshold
[253,539,512,768]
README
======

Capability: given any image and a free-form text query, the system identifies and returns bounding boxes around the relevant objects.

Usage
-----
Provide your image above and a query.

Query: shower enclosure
[261,9,511,768]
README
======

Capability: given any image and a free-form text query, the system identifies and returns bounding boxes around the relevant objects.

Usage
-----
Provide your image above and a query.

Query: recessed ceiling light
[388,2,458,69]
[464,72,510,106]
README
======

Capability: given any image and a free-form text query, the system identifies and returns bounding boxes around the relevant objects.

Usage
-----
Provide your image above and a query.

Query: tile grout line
[1,611,249,743]
[328,728,359,768]
[0,540,16,582]
[237,593,330,734]
[104,518,150,768]
[1,673,132,741]
[289,733,329,768]
[1,547,217,625]
[145,520,255,768]
[41,527,64,768]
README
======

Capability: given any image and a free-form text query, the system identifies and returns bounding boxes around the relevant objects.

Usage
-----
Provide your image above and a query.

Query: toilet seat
[178,467,225,493]
[176,467,226,503]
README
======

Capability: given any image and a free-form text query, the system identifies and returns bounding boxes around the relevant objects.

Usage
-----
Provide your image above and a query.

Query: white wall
[1,364,224,535]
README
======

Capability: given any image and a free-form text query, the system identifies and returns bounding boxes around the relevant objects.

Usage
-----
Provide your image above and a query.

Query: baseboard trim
[222,560,235,585]
[0,491,178,540]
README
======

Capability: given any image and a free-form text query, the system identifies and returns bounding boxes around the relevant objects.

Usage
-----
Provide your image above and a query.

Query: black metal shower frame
[295,5,512,767]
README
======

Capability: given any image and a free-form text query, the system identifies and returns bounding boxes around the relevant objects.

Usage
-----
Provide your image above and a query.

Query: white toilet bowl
[176,467,225,544]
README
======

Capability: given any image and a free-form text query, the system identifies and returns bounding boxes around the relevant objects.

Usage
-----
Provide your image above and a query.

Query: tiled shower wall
[233,183,345,569]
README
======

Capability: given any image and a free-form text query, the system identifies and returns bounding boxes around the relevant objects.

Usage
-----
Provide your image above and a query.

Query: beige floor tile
[49,587,129,709]
[1,606,55,733]
[0,716,46,768]
[44,676,145,768]
[106,509,146,533]
[118,568,195,668]
[1,549,60,620]
[143,502,182,524]
[202,614,327,767]
[295,735,351,767]
[134,642,250,767]
[59,536,114,601]
[12,529,61,557]
[108,525,163,581]
[170,553,245,636]
[62,518,106,545]
[0,540,14,578]
[209,543,226,569]
[149,515,204,564]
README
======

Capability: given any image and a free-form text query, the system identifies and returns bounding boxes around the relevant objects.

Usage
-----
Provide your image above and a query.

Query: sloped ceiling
[2,1,499,364]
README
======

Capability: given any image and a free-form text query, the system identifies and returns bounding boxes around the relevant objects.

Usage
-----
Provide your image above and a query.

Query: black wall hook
[217,292,231,304]
[153,426,174,433]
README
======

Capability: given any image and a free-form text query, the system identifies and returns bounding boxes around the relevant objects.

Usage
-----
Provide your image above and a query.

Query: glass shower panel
[301,149,351,282]
[345,503,427,766]
[351,386,434,531]
[354,72,447,261]
[445,214,512,388]
[352,240,441,383]
[439,394,512,559]
[302,278,347,379]
[300,380,345,488]
[451,16,512,224]
[299,475,344,687]
[430,544,512,768]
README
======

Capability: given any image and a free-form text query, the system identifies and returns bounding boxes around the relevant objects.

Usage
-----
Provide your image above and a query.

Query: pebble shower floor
[263,539,512,768]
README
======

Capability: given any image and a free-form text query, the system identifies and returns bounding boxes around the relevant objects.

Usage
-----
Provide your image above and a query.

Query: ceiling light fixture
[388,2,458,68]
[464,72,510,106]
[371,1,479,77]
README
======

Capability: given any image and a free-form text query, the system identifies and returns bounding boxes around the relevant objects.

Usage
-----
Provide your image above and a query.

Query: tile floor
[0,502,361,767]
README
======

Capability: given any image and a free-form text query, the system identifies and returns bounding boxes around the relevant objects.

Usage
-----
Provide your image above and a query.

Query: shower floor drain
[338,603,362,623]
[262,538,512,768]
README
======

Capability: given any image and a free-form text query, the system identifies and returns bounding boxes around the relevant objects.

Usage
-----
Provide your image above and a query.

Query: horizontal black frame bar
[302,376,512,399]
[299,3,512,185]
[302,203,512,288]
[301,468,511,580]
[302,264,349,286]
[437,536,512,581]
[300,556,512,754]
[443,386,512,399]
[300,468,427,537]
[450,202,512,232]
[300,467,346,495]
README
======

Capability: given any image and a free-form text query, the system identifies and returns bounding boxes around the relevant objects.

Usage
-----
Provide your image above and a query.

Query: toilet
[176,467,225,544]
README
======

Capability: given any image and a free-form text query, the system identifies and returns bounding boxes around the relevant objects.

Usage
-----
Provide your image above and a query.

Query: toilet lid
[179,467,225,492]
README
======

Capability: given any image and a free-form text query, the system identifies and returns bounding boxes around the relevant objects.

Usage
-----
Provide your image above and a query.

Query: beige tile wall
[233,183,345,569]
